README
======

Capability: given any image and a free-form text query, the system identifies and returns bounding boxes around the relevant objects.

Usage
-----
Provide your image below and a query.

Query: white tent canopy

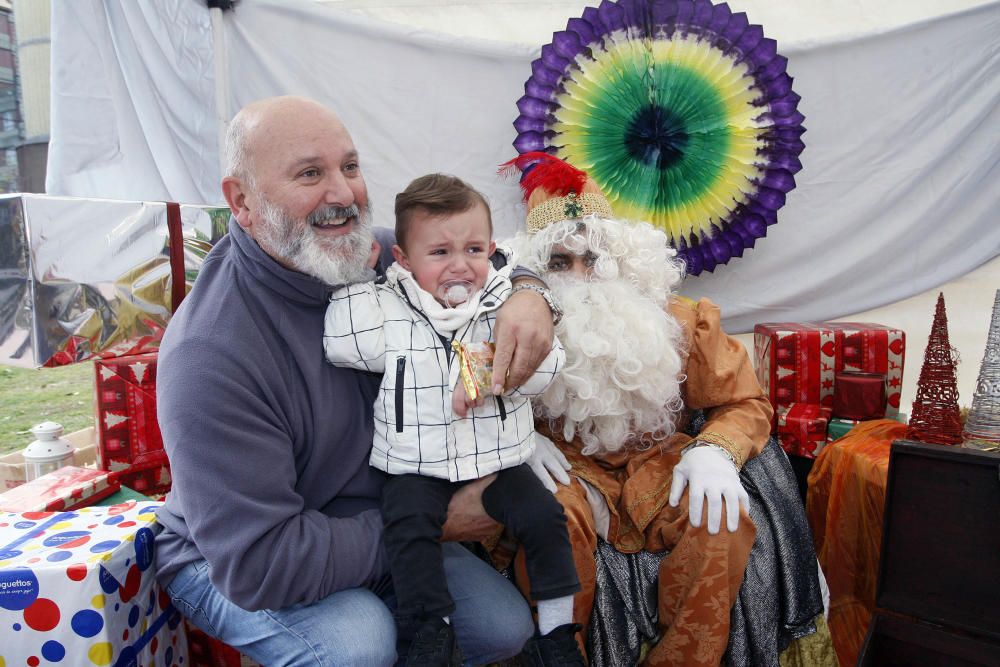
[324,0,992,48]
[46,0,1000,410]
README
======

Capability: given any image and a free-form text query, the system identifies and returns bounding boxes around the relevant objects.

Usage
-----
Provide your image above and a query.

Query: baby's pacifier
[437,280,474,307]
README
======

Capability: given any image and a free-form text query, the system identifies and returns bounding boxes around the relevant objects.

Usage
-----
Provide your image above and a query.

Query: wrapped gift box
[0,194,230,368]
[0,466,120,512]
[186,622,244,667]
[832,371,887,420]
[94,353,171,497]
[0,502,188,665]
[827,417,862,443]
[754,322,905,429]
[827,413,909,443]
[112,465,172,498]
[777,403,833,458]
[0,427,97,491]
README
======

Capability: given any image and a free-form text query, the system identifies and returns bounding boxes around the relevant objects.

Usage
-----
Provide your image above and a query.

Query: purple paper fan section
[514,0,806,276]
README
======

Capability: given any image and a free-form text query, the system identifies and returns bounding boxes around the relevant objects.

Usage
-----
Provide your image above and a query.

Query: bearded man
[505,153,774,666]
[154,97,560,666]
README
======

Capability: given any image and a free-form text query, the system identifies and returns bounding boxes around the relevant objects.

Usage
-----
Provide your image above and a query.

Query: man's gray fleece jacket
[154,221,396,611]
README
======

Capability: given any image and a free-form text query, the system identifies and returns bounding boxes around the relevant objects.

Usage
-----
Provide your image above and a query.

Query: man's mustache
[307,204,361,226]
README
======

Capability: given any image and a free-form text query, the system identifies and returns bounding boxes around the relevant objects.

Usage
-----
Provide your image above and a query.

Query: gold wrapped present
[452,340,495,401]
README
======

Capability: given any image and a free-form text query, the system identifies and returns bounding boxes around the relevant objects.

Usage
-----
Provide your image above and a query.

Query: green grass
[0,363,96,455]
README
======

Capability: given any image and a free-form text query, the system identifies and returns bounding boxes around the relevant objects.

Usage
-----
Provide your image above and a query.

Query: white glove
[668,444,749,534]
[528,433,572,493]
[579,477,611,541]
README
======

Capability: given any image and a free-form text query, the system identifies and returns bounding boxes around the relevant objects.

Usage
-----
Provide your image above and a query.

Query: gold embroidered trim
[696,431,746,470]
[631,484,674,540]
[570,464,647,552]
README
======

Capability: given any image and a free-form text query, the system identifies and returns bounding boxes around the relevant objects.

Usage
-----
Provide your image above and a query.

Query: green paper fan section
[552,35,766,242]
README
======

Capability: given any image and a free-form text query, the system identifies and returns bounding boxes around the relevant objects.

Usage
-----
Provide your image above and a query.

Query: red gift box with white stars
[754,322,905,432]
[0,466,120,513]
[776,403,833,458]
[94,353,171,497]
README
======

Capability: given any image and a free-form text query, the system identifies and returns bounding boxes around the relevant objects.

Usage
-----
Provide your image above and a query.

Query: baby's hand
[452,382,485,418]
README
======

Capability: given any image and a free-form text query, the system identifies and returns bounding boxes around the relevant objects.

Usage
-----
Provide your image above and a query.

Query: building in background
[0,0,20,193]
[12,0,48,193]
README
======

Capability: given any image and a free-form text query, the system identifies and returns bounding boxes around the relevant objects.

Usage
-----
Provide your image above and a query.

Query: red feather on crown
[498,151,588,201]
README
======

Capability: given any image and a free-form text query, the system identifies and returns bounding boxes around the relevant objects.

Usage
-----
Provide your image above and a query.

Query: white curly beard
[538,275,687,455]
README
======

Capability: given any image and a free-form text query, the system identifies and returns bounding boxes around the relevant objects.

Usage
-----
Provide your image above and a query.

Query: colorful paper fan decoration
[513,0,805,275]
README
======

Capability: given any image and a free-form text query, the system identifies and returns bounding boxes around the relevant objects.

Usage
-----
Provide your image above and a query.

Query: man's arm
[491,275,557,393]
[507,335,564,397]
[668,297,772,534]
[159,339,386,610]
[674,297,773,466]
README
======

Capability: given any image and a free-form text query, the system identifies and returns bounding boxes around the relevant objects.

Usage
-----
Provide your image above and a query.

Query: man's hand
[441,475,501,541]
[527,434,572,493]
[668,445,749,534]
[492,283,555,393]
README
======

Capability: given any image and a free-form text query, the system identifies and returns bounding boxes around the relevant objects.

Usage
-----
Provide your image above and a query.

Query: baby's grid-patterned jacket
[323,249,564,482]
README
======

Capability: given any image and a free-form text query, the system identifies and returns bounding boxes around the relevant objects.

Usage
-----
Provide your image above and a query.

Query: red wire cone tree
[907,293,963,445]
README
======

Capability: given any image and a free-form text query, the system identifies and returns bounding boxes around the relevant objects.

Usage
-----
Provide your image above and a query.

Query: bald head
[225,96,348,186]
[220,95,371,281]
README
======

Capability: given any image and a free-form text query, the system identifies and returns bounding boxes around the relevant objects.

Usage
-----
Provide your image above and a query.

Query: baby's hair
[395,174,492,250]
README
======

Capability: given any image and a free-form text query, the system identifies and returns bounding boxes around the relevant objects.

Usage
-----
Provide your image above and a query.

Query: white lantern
[23,421,75,481]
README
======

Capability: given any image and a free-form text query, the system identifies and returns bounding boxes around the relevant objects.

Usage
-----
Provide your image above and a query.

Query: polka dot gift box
[0,502,187,666]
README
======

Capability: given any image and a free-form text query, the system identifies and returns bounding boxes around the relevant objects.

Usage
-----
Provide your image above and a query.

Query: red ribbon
[165,202,186,313]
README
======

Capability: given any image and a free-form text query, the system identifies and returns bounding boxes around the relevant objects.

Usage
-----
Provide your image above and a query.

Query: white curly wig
[508,217,689,455]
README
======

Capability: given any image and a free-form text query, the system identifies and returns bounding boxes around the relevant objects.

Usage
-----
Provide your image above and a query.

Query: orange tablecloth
[805,419,908,666]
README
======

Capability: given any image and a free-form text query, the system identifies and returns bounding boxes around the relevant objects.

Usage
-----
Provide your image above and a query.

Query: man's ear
[222,176,252,229]
[392,244,410,270]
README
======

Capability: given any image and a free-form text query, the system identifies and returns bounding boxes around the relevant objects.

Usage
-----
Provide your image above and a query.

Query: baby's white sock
[537,595,574,635]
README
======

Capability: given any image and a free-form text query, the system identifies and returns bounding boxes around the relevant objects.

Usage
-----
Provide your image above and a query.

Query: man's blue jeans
[166,543,534,666]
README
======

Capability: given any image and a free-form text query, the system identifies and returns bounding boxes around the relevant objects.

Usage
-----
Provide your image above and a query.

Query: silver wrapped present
[0,194,229,368]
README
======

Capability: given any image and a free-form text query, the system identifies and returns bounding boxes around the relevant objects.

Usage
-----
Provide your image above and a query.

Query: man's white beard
[538,276,687,455]
[256,196,376,286]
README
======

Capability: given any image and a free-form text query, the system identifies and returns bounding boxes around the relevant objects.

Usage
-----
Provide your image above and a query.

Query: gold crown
[525,179,613,234]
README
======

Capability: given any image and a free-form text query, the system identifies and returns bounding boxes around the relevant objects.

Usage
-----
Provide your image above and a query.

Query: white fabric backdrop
[47,0,1000,339]
[48,1,219,204]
